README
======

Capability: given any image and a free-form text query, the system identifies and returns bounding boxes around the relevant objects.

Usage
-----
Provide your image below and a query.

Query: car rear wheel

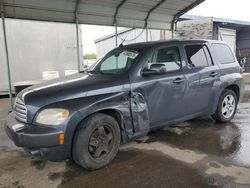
[73,113,121,170]
[212,89,237,123]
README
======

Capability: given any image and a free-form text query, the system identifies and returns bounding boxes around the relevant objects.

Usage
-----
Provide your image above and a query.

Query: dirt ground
[0,98,250,188]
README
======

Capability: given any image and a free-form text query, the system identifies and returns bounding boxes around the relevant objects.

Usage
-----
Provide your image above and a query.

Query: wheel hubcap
[88,125,113,159]
[221,94,235,119]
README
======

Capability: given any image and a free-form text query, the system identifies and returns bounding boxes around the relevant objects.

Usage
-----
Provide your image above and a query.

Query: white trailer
[0,19,81,95]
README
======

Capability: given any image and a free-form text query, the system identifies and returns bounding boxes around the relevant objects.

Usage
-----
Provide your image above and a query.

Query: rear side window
[212,43,235,64]
[185,45,210,68]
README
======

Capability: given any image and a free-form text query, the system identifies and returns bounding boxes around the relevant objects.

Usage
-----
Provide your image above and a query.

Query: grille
[14,98,27,123]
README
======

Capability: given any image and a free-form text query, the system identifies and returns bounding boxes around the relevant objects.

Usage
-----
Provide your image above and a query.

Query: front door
[130,45,187,128]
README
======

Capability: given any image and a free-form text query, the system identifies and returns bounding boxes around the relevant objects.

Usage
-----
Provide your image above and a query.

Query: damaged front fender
[66,90,150,144]
[130,91,150,137]
[64,91,147,143]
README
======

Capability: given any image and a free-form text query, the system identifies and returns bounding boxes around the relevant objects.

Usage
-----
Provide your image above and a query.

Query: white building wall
[95,28,161,58]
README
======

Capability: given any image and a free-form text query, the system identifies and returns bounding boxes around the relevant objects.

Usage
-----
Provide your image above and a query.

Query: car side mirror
[141,64,167,76]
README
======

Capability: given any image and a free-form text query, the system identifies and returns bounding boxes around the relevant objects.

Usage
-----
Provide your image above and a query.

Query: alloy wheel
[221,94,236,119]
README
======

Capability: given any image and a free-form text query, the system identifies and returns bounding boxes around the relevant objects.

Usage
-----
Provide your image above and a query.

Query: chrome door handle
[173,78,184,84]
[210,72,218,77]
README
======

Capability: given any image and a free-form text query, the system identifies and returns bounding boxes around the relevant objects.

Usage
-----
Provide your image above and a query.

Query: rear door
[183,44,220,114]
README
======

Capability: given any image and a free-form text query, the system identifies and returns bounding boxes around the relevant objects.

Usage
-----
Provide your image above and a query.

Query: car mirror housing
[141,64,167,76]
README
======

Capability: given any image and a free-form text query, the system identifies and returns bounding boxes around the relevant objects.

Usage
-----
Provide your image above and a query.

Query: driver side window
[147,46,182,72]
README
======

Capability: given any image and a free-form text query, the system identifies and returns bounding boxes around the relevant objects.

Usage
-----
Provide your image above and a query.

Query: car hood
[18,73,129,108]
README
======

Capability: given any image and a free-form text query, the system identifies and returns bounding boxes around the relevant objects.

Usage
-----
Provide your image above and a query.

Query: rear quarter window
[211,43,235,64]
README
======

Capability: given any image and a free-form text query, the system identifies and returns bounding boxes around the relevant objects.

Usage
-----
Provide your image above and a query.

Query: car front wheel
[212,89,238,123]
[73,113,121,170]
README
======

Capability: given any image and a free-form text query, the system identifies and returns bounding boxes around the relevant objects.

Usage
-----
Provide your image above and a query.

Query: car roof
[122,39,226,50]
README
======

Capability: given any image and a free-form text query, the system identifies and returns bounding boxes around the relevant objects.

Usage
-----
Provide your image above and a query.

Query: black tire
[73,113,121,170]
[212,89,238,123]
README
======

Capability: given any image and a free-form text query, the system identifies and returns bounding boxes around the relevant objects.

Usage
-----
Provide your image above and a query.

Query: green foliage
[84,53,97,59]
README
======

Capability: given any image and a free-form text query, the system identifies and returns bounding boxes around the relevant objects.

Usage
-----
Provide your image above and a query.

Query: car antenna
[118,29,133,47]
[119,43,123,48]
[118,36,126,47]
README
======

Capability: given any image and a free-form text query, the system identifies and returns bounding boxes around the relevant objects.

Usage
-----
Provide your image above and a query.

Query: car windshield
[90,48,141,75]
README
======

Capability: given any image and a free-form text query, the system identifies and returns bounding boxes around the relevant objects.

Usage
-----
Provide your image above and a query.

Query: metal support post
[115,25,118,47]
[1,3,13,108]
[75,15,81,72]
[171,21,174,39]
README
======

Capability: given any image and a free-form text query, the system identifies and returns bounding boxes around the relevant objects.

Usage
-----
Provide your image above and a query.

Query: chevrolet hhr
[5,40,244,170]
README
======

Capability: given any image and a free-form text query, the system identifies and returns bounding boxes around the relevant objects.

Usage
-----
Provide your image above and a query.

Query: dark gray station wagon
[5,40,244,170]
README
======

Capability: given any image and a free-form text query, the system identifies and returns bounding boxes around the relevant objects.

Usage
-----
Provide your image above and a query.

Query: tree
[84,53,97,59]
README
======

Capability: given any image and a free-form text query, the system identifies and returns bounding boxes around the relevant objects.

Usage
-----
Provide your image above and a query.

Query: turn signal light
[59,132,65,145]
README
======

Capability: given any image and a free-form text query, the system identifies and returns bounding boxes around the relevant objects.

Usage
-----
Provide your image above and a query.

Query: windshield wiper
[86,69,99,74]
[79,70,85,73]
[79,69,99,74]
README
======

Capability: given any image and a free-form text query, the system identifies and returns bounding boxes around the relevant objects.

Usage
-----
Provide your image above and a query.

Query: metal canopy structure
[1,0,205,108]
[2,0,204,29]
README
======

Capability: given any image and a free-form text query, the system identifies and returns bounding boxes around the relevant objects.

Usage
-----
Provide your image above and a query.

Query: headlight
[35,108,69,125]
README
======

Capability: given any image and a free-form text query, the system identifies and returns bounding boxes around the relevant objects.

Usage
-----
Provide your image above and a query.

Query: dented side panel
[130,91,150,136]
[75,91,134,141]
[72,90,151,141]
[130,73,188,130]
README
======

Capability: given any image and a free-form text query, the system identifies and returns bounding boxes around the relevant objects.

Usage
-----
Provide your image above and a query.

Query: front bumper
[5,112,69,161]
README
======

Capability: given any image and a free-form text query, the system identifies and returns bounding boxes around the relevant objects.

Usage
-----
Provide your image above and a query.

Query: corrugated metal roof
[1,0,205,29]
